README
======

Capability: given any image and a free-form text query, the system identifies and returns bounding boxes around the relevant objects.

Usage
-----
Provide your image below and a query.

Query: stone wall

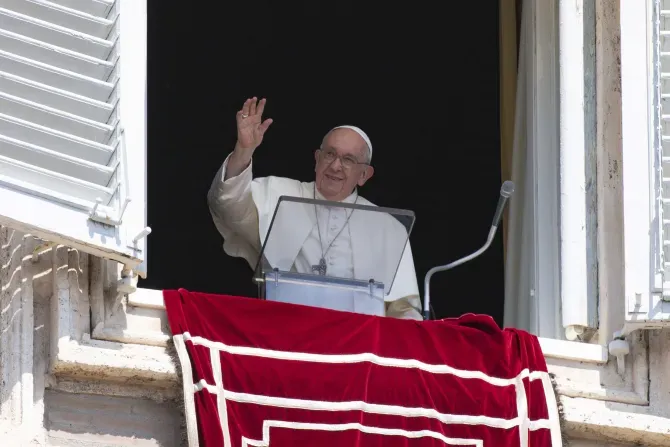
[44,390,181,447]
[0,228,182,446]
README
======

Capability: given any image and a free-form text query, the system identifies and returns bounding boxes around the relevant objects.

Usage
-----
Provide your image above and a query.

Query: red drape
[164,289,561,447]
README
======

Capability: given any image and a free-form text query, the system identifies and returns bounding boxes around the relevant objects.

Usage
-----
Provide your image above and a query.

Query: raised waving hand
[225,97,273,180]
[236,97,273,152]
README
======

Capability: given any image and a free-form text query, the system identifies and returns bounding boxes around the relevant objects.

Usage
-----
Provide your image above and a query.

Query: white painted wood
[0,0,148,270]
[0,155,114,201]
[0,27,114,79]
[47,0,113,17]
[0,134,114,185]
[659,5,670,295]
[0,71,114,121]
[0,51,114,99]
[620,0,650,317]
[2,0,114,38]
[0,90,114,143]
[504,0,563,340]
[538,337,608,364]
[620,0,670,329]
[533,0,563,339]
[0,113,114,162]
[0,7,114,59]
[116,0,147,274]
[558,0,592,334]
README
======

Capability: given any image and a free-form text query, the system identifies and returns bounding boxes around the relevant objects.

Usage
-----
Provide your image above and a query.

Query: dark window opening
[142,0,505,326]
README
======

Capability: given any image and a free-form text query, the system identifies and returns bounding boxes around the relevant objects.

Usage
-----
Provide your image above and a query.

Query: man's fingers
[259,118,273,135]
[249,97,258,116]
[256,98,267,117]
[241,98,251,117]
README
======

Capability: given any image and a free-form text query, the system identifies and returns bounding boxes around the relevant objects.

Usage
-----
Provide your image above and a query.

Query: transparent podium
[253,196,415,316]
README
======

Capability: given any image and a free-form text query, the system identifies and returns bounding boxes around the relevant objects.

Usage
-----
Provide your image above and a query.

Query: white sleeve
[207,154,261,266]
[384,239,422,320]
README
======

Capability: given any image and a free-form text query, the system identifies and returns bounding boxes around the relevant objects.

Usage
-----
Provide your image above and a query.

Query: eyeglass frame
[316,147,371,170]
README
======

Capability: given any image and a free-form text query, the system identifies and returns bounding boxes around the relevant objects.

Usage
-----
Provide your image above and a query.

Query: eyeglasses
[318,149,368,170]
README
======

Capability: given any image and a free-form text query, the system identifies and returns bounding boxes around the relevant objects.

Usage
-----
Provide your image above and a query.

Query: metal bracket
[608,328,631,376]
[126,227,151,250]
[89,196,131,226]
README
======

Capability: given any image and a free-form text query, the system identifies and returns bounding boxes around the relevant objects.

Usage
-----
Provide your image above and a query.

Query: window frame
[128,0,590,348]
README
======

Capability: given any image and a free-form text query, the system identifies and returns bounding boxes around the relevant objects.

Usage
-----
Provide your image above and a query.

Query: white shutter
[622,0,670,329]
[660,0,670,296]
[0,0,148,273]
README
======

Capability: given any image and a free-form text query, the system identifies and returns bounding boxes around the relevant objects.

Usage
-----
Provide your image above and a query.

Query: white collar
[313,183,358,204]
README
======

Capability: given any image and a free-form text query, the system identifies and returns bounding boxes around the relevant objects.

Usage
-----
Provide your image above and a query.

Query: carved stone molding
[48,247,177,391]
[89,257,170,347]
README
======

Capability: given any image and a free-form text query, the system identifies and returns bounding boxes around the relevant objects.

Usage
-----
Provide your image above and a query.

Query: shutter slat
[0,50,113,99]
[660,2,670,291]
[0,28,114,80]
[0,113,113,164]
[0,133,114,184]
[0,71,113,122]
[0,90,113,142]
[0,154,113,202]
[0,7,114,59]
[2,0,113,38]
[46,0,113,17]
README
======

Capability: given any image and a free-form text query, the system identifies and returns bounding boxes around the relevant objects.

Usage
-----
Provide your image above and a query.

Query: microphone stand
[423,181,515,320]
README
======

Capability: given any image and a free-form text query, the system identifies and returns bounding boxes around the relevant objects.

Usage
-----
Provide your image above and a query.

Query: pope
[207,97,422,320]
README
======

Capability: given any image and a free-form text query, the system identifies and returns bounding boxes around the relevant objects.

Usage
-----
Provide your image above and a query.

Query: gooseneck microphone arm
[422,181,516,320]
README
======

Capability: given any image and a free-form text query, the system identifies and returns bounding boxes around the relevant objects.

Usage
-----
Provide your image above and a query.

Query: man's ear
[357,166,374,187]
[314,150,319,171]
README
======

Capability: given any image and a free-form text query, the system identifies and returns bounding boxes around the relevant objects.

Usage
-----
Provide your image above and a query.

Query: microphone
[491,181,515,229]
[422,181,516,320]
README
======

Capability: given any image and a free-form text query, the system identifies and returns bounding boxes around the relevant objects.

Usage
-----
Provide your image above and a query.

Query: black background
[141,1,505,326]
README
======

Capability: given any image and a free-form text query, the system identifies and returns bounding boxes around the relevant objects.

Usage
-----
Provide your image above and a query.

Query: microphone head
[500,180,515,198]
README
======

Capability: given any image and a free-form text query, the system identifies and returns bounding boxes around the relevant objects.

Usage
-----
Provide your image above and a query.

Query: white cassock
[207,154,423,320]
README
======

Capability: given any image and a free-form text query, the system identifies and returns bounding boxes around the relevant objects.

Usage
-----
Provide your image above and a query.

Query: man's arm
[224,143,253,181]
[207,97,273,264]
[207,153,262,255]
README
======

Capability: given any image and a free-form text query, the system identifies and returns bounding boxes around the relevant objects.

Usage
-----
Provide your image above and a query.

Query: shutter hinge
[89,196,131,226]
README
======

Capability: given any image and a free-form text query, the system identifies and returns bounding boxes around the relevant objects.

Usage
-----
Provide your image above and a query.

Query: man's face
[314,129,374,201]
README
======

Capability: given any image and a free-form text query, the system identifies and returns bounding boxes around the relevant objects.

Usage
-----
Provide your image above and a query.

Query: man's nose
[330,157,344,171]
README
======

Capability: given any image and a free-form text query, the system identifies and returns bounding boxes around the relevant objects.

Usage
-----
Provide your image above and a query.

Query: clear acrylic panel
[253,196,415,296]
